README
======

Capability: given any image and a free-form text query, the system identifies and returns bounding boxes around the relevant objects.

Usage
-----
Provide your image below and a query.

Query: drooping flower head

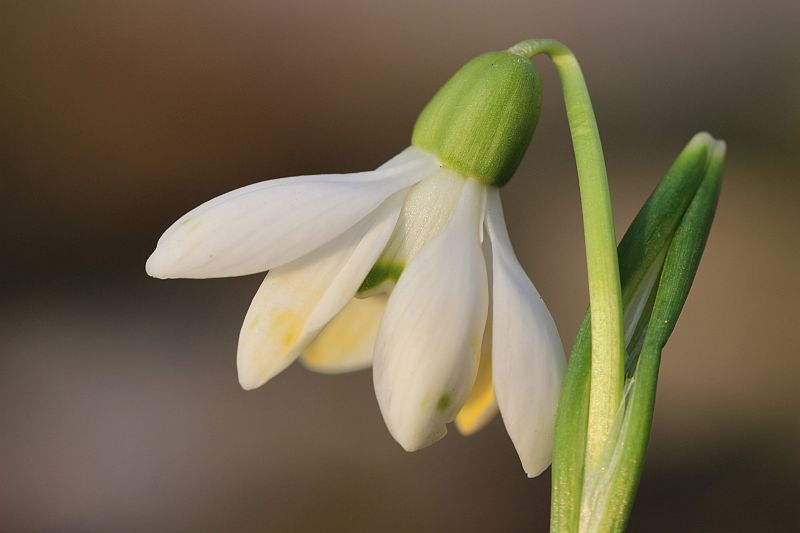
[147,48,565,476]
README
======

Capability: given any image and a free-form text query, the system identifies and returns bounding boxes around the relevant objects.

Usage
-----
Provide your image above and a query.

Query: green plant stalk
[510,39,625,472]
[549,134,724,531]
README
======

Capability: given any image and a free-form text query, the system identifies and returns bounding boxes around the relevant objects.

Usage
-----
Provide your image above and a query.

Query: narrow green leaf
[617,133,716,306]
[592,140,725,532]
[550,134,724,532]
[551,312,591,533]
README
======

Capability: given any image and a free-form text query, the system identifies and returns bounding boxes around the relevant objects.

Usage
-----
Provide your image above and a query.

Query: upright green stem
[510,39,625,472]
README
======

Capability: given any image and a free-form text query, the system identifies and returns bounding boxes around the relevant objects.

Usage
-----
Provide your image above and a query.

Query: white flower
[147,146,565,476]
[148,45,567,475]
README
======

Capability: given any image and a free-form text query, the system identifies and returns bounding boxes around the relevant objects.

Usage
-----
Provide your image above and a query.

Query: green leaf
[550,133,725,532]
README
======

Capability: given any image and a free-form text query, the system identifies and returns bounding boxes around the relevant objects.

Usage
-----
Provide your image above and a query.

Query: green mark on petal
[358,261,404,294]
[436,393,452,412]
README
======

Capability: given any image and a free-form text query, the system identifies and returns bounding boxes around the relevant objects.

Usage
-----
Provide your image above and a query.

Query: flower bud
[412,51,542,187]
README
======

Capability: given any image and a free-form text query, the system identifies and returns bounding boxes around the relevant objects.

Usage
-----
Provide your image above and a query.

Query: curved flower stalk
[147,49,566,476]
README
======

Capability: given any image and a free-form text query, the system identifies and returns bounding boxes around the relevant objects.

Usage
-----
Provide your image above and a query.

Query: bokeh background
[1,1,798,531]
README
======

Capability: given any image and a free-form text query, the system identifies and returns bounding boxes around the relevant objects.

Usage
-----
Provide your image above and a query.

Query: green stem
[510,39,625,472]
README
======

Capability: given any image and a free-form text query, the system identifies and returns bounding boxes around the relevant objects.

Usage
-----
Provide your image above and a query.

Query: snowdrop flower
[147,49,565,476]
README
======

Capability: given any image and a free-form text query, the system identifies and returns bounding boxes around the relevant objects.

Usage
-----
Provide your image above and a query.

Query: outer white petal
[146,147,438,279]
[237,194,404,390]
[300,295,387,374]
[486,189,565,477]
[373,178,488,451]
[377,146,432,170]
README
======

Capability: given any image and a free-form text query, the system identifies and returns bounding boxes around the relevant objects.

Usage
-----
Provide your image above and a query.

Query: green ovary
[411,51,542,187]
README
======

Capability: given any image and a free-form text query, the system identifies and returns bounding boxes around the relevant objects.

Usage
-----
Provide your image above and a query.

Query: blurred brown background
[1,1,798,531]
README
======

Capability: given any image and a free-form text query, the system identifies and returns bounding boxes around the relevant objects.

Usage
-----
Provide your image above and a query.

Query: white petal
[373,178,488,451]
[237,194,404,390]
[358,168,465,296]
[300,295,387,374]
[486,189,565,477]
[146,147,438,279]
[377,146,433,170]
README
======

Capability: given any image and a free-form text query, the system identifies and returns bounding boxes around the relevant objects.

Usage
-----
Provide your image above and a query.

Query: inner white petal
[358,167,466,296]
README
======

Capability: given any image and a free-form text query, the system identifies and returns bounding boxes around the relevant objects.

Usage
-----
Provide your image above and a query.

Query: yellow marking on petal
[272,309,303,350]
[302,296,386,373]
[456,323,498,435]
[468,335,481,351]
[455,363,496,434]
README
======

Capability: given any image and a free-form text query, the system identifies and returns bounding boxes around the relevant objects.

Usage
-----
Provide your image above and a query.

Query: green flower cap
[412,51,542,187]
